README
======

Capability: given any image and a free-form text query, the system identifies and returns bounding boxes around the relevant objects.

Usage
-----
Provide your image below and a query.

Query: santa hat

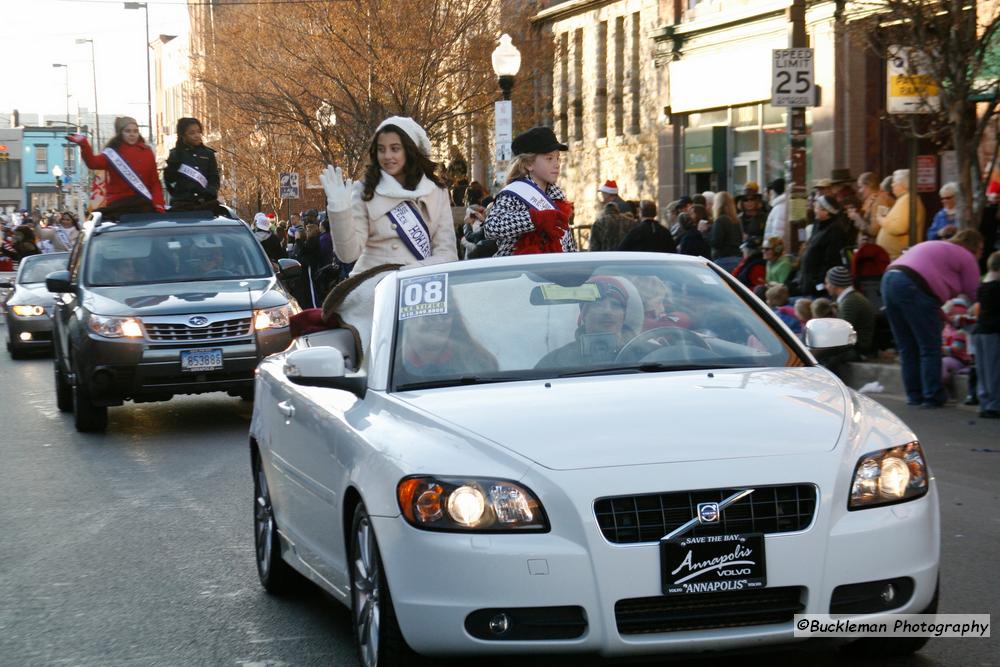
[376,116,432,158]
[598,180,619,195]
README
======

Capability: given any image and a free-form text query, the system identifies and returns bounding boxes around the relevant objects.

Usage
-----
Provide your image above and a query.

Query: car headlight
[11,305,46,317]
[253,304,292,330]
[88,314,144,338]
[397,476,548,532]
[849,442,928,510]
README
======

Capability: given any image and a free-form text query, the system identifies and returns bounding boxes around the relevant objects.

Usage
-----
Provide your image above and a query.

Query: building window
[34,145,48,174]
[558,32,569,142]
[613,16,625,136]
[0,160,22,189]
[630,12,641,134]
[596,21,608,139]
[64,145,76,176]
[572,29,584,141]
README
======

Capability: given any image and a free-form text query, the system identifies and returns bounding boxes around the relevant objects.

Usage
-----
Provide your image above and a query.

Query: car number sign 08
[398,273,448,319]
[181,348,224,372]
[661,533,766,595]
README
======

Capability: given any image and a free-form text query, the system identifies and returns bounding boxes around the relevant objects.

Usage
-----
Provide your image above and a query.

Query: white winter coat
[329,172,458,276]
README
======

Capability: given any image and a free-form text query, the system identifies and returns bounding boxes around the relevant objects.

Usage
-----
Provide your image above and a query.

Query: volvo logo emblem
[188,316,209,327]
[696,502,720,524]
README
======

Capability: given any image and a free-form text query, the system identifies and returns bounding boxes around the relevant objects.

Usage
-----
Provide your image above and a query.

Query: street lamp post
[52,165,64,211]
[51,63,70,129]
[75,38,101,147]
[490,34,521,185]
[124,2,153,149]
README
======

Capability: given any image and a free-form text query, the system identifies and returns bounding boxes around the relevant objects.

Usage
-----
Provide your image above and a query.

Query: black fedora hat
[512,126,569,156]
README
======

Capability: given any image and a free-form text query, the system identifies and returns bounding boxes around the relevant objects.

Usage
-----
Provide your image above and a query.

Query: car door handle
[277,400,295,418]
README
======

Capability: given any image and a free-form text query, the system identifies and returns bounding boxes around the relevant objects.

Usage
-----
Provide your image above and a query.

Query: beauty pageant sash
[177,163,208,189]
[385,201,432,260]
[101,148,153,201]
[499,178,556,211]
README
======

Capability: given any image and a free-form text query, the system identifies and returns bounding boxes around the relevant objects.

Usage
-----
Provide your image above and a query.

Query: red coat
[78,138,165,211]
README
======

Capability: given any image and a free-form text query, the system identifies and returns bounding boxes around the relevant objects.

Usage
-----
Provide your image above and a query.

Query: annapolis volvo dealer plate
[661,533,766,595]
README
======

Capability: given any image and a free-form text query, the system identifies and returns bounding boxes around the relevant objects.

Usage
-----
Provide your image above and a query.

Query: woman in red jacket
[68,116,165,215]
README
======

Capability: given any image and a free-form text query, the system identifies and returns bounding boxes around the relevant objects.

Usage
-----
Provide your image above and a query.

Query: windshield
[19,254,68,284]
[84,227,271,286]
[390,260,806,390]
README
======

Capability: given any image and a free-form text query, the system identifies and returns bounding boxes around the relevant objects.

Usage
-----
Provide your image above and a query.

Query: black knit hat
[512,126,568,156]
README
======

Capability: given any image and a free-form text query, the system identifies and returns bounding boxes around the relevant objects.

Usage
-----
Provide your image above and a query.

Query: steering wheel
[615,326,710,363]
[203,269,236,278]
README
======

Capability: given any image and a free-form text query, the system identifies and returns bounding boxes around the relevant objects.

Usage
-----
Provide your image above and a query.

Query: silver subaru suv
[47,210,301,432]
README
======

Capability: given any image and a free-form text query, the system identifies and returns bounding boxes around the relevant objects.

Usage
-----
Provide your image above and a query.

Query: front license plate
[180,348,224,372]
[661,533,766,595]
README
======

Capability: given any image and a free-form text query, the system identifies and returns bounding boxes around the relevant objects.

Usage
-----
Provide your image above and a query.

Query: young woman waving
[319,116,457,276]
[68,116,164,215]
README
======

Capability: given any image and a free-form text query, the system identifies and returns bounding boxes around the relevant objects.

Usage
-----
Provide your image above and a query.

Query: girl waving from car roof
[67,116,165,215]
[164,117,220,211]
[483,126,576,256]
[319,116,457,277]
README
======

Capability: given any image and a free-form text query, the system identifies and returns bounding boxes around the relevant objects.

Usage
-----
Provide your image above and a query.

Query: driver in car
[108,257,140,284]
[536,276,635,368]
[196,246,226,274]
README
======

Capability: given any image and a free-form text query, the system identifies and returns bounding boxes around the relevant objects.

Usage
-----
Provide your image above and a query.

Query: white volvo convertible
[249,253,939,666]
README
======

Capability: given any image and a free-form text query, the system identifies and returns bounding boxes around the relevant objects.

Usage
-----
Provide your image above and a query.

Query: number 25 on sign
[772,48,815,108]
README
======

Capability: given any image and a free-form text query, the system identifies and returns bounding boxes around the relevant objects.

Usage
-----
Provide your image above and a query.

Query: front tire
[350,504,425,667]
[253,450,297,594]
[73,380,108,432]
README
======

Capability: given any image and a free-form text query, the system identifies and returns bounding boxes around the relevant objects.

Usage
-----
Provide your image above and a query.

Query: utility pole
[785,0,808,255]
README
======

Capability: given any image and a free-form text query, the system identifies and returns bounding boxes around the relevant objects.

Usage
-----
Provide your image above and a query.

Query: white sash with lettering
[177,163,208,189]
[101,148,153,201]
[55,227,72,250]
[385,201,432,261]
[499,178,556,212]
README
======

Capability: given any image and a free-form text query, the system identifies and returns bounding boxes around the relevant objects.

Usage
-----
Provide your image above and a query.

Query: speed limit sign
[772,48,815,107]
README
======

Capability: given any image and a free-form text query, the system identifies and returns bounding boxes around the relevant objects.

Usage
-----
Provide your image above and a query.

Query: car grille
[144,318,252,342]
[594,484,816,544]
[615,586,805,634]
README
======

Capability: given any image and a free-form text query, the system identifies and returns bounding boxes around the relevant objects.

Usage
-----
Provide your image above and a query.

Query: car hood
[83,277,286,317]
[9,283,57,307]
[394,367,848,470]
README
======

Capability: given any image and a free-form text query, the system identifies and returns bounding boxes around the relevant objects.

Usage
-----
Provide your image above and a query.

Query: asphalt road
[0,343,997,666]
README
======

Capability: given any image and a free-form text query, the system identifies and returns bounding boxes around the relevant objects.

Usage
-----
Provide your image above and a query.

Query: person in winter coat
[731,238,766,289]
[483,126,576,256]
[762,178,788,241]
[676,212,711,259]
[709,191,742,261]
[1,225,41,262]
[617,200,676,253]
[320,116,457,276]
[164,117,220,211]
[253,212,287,264]
[67,116,165,215]
[796,195,849,297]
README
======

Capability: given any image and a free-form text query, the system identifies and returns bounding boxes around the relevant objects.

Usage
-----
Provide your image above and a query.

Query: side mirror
[0,280,13,289]
[284,347,366,397]
[804,318,857,351]
[277,258,302,280]
[45,270,73,294]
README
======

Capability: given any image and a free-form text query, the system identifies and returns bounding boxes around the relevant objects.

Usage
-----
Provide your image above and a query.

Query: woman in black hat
[483,127,576,255]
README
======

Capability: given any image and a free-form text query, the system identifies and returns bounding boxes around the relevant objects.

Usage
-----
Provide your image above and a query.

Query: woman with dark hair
[1,225,42,262]
[319,116,457,276]
[164,117,220,210]
[67,116,164,215]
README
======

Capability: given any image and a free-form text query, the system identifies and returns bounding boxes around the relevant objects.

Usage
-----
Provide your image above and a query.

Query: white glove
[320,165,353,213]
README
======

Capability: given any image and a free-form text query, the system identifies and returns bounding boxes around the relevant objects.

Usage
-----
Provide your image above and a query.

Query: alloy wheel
[353,516,381,667]
[254,467,274,578]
